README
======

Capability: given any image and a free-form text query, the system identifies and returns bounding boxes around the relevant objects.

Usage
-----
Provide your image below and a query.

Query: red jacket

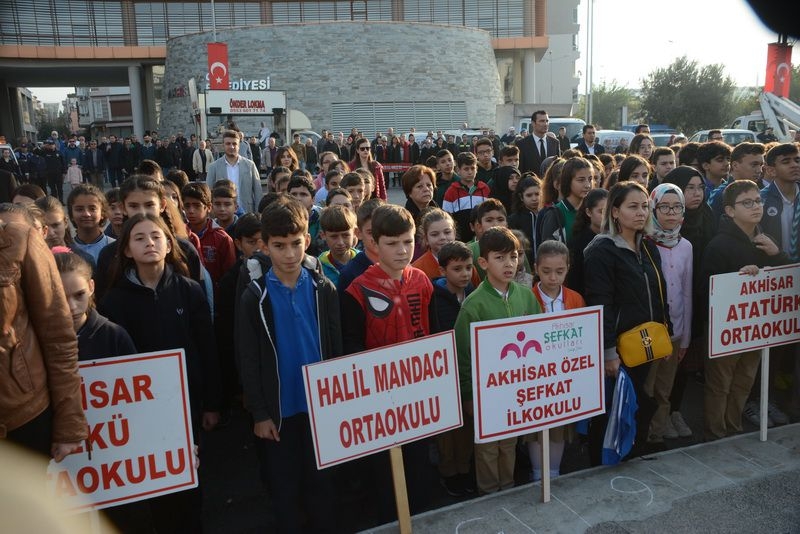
[343,264,434,352]
[195,218,236,290]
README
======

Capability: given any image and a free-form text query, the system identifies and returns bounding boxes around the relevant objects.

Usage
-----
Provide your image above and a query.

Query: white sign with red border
[47,350,197,512]
[303,331,462,469]
[471,307,605,443]
[708,263,800,358]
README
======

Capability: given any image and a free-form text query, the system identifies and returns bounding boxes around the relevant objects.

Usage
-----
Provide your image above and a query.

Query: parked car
[688,129,756,146]
[651,133,682,146]
[293,130,322,146]
[595,130,634,152]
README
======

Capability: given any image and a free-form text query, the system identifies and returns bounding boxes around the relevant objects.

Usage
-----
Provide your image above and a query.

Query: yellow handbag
[616,244,673,367]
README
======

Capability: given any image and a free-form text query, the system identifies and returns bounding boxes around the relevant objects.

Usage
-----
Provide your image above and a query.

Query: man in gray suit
[206,130,262,214]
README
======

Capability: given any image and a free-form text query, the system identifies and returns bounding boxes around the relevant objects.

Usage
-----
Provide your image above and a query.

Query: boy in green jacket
[454,227,541,495]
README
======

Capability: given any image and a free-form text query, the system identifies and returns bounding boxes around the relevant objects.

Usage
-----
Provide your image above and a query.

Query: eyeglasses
[655,204,685,215]
[477,150,493,156]
[358,146,371,152]
[734,198,763,209]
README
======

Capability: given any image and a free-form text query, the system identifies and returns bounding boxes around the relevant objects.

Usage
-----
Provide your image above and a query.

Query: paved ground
[368,424,800,534]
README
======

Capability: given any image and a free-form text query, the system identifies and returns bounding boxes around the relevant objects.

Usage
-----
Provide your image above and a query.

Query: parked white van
[518,117,586,148]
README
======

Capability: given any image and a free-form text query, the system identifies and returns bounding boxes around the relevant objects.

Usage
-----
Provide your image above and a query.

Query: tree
[639,56,737,134]
[578,81,638,130]
[789,64,800,106]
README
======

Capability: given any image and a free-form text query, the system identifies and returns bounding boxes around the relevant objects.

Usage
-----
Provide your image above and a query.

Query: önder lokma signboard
[471,306,605,443]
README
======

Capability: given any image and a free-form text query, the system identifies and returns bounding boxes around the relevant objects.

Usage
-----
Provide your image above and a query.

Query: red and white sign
[471,307,605,443]
[764,42,792,98]
[207,42,229,90]
[205,90,287,116]
[303,331,462,469]
[708,264,800,358]
[47,350,196,512]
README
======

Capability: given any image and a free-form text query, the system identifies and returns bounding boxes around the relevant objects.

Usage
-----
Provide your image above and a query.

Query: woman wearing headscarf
[643,183,694,443]
[660,165,717,437]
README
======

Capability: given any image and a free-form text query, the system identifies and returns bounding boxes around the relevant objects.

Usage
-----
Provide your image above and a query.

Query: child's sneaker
[743,401,773,427]
[768,402,789,425]
[670,411,692,437]
[662,416,679,439]
[440,475,465,497]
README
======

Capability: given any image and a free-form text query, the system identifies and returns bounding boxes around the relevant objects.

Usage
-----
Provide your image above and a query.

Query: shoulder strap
[642,241,667,325]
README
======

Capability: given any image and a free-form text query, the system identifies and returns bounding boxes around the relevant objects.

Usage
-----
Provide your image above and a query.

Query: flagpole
[211,0,217,41]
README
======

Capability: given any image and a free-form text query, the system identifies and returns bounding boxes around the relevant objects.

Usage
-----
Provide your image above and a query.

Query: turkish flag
[764,42,792,98]
[207,43,229,90]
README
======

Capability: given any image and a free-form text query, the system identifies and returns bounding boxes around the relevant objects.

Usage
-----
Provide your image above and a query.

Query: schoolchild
[434,149,458,206]
[700,180,788,440]
[432,241,476,497]
[508,174,541,266]
[696,141,732,200]
[182,182,237,293]
[325,187,353,210]
[67,183,115,263]
[468,198,508,280]
[442,151,490,242]
[237,196,341,532]
[537,157,593,245]
[211,183,239,235]
[340,171,366,212]
[565,188,607,295]
[475,137,498,184]
[98,213,221,533]
[641,183,694,442]
[269,165,291,194]
[412,208,457,278]
[287,174,324,255]
[454,227,541,494]
[510,229,534,288]
[318,204,358,286]
[314,168,344,205]
[94,177,204,301]
[341,204,438,518]
[498,145,520,168]
[103,187,124,239]
[488,165,521,214]
[336,198,385,292]
[528,240,585,481]
[54,251,147,533]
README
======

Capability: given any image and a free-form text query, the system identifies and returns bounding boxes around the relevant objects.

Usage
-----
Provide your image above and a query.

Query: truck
[729,92,800,142]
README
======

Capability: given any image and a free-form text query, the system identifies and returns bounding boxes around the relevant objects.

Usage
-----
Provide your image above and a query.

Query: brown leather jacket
[0,221,87,442]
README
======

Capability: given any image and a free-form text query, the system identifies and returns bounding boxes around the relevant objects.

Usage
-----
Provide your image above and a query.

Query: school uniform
[454,280,541,494]
[699,217,789,440]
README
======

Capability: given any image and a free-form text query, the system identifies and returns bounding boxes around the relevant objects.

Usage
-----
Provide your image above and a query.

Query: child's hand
[752,234,779,256]
[254,419,280,441]
[677,347,688,362]
[202,411,220,431]
[51,441,82,463]
[605,358,620,378]
[739,265,760,276]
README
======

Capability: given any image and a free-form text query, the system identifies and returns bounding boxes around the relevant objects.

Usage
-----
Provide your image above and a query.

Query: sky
[577,0,797,90]
[30,0,797,104]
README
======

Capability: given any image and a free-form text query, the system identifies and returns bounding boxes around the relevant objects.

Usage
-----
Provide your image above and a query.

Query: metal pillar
[128,66,145,139]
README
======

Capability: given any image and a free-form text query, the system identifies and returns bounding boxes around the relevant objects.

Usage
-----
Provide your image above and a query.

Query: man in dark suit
[518,110,561,176]
[574,124,606,156]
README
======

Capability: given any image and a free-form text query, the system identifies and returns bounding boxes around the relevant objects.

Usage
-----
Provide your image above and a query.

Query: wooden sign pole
[540,428,551,503]
[389,446,412,533]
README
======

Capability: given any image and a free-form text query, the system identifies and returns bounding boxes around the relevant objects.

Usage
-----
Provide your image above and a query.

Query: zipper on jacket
[257,282,282,431]
[639,245,654,320]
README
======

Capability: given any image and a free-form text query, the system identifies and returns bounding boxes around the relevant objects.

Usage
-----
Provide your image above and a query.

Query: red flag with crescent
[764,42,792,98]
[207,43,229,90]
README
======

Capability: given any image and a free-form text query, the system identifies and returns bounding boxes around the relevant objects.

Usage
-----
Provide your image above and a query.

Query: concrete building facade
[160,22,504,137]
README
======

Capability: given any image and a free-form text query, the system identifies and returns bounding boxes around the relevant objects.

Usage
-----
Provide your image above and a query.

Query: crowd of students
[1,115,798,532]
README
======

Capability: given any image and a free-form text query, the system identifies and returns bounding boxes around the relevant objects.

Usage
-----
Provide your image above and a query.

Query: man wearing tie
[518,110,561,176]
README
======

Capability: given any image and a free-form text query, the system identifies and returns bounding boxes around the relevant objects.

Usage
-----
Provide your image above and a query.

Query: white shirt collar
[537,282,564,312]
